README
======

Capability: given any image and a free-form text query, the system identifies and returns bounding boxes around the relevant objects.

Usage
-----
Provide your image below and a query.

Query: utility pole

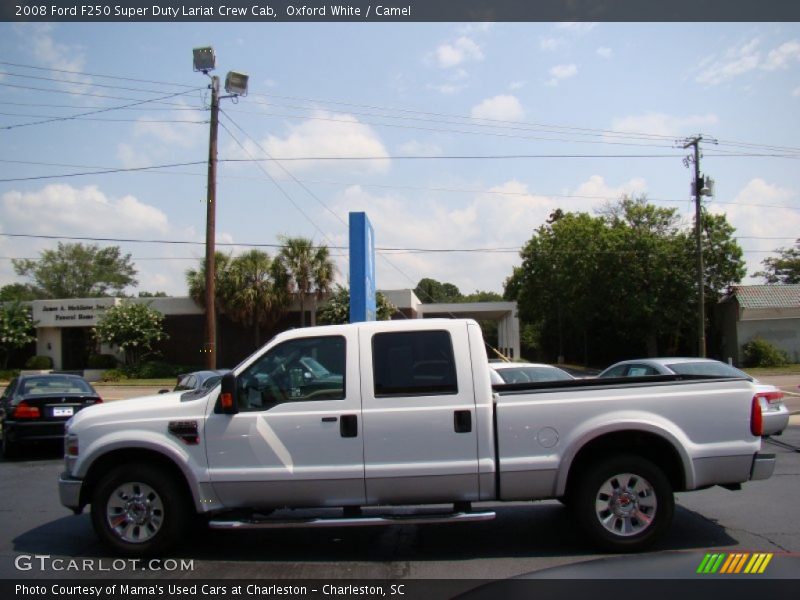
[193,47,249,370]
[681,135,716,358]
[204,75,220,369]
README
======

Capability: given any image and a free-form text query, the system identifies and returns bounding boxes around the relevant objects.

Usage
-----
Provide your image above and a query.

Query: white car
[490,362,574,385]
[598,357,790,436]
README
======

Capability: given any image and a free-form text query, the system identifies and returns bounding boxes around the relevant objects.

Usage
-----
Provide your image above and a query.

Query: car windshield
[666,361,751,379]
[496,366,573,384]
[21,377,94,395]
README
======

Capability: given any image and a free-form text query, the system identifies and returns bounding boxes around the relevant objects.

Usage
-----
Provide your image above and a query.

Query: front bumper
[750,453,776,481]
[58,471,83,513]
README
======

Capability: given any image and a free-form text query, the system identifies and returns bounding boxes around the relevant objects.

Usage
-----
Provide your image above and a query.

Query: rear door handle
[321,416,338,422]
[340,414,358,438]
[454,410,472,433]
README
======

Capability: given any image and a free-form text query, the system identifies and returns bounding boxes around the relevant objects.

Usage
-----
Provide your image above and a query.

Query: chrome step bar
[209,510,496,530]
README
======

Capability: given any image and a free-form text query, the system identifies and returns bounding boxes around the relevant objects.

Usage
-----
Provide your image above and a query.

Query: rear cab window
[372,330,458,397]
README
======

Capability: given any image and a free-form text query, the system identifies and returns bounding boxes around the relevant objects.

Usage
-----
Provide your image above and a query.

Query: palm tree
[226,250,288,347]
[275,237,335,327]
[185,251,234,312]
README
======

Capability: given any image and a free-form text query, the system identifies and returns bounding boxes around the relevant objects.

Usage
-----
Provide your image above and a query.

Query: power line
[0,161,206,182]
[0,111,207,124]
[0,69,189,96]
[0,233,788,254]
[0,60,198,90]
[1,87,204,131]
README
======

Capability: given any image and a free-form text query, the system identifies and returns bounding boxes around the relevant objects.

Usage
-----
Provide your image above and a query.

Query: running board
[208,510,496,530]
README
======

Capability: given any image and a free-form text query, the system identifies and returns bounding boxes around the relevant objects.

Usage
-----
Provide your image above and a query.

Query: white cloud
[2,184,170,236]
[708,178,800,281]
[117,101,206,169]
[597,46,614,59]
[434,36,484,69]
[508,80,526,91]
[0,184,200,295]
[539,37,565,52]
[231,110,390,175]
[15,23,92,95]
[546,63,578,86]
[470,95,525,122]
[397,140,443,156]
[610,112,719,138]
[694,38,800,86]
[763,40,800,70]
[695,38,761,85]
[793,86,800,97]
[326,176,647,294]
[573,175,649,203]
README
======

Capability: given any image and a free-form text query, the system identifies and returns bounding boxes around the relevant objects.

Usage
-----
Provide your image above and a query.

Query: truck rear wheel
[573,454,673,552]
[90,463,189,557]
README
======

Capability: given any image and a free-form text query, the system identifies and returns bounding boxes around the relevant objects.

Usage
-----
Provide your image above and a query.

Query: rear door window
[372,330,457,397]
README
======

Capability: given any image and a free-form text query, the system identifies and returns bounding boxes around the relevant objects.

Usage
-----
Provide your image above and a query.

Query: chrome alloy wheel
[594,472,657,537]
[105,481,164,543]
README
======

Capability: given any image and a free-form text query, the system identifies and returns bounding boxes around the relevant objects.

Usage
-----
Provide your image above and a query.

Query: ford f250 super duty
[58,319,775,556]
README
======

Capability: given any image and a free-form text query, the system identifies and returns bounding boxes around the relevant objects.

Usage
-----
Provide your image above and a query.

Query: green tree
[754,240,800,284]
[13,242,137,298]
[275,237,335,327]
[504,197,745,364]
[413,278,462,304]
[317,284,396,325]
[226,249,290,347]
[0,283,41,302]
[0,302,36,369]
[93,302,168,366]
[185,251,235,313]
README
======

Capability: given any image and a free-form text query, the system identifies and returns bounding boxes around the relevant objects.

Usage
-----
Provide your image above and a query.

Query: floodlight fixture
[224,71,249,96]
[193,46,216,72]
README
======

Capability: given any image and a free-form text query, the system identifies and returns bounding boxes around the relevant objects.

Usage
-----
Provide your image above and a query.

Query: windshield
[21,377,94,395]
[667,361,751,379]
[496,366,573,384]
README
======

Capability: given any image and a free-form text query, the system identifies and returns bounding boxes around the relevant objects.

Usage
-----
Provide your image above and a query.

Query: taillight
[751,395,763,436]
[93,397,103,404]
[756,391,783,405]
[12,401,41,419]
[65,434,79,457]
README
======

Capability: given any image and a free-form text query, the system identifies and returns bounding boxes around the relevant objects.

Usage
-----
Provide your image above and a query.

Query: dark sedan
[173,369,231,392]
[0,374,102,458]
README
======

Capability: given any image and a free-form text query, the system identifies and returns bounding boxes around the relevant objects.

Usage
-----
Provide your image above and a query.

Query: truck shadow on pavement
[12,503,738,565]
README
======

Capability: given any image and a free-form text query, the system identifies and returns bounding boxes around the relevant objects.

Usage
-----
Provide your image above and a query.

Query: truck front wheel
[90,464,189,556]
[573,454,674,552]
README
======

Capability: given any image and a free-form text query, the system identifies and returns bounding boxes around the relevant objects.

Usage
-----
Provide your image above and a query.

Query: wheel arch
[79,447,197,511]
[561,428,689,501]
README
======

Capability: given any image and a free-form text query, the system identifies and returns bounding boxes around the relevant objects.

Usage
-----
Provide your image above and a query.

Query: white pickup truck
[58,319,775,556]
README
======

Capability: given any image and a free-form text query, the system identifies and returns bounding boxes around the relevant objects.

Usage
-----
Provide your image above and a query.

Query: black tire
[573,454,674,552]
[90,463,190,557]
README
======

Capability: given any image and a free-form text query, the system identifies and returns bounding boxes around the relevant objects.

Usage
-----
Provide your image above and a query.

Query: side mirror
[219,372,239,414]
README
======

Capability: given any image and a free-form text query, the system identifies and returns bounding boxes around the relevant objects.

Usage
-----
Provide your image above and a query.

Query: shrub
[87,353,119,369]
[99,368,128,382]
[0,369,21,381]
[25,355,53,369]
[742,338,789,368]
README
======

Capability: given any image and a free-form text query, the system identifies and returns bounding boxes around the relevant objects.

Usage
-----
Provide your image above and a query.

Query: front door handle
[454,410,472,433]
[340,414,358,438]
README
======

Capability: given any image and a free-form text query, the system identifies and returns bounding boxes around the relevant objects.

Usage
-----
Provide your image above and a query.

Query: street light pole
[204,75,220,369]
[193,47,248,370]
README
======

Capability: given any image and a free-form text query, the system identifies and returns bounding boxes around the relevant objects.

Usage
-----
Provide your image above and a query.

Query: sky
[1,20,799,298]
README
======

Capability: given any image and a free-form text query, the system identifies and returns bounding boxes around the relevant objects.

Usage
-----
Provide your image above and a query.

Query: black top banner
[3,0,800,23]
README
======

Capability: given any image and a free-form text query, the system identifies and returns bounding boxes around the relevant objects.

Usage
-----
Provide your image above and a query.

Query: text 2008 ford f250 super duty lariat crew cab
[58,319,775,556]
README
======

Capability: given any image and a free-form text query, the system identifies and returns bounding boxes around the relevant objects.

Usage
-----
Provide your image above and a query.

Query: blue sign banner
[349,212,376,322]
